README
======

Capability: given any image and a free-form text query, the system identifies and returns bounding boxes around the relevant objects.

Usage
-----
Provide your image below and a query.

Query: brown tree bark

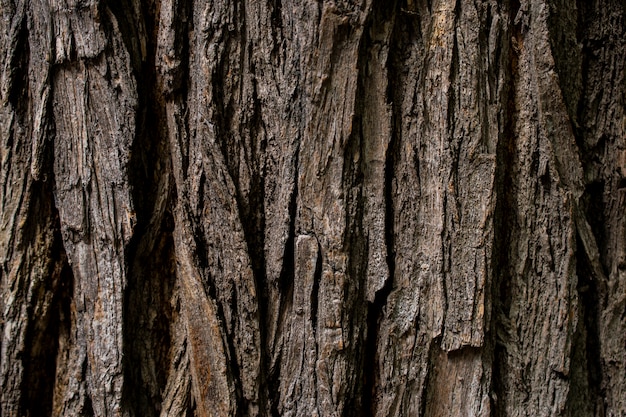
[1,0,624,416]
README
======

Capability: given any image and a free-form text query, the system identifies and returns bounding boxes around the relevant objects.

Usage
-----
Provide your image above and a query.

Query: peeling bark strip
[1,1,625,417]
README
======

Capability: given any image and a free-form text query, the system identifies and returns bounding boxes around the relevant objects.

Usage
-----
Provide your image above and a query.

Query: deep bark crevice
[266,133,300,417]
[123,216,177,417]
[419,338,440,417]
[269,0,284,60]
[339,58,367,414]
[121,1,179,413]
[491,2,520,415]
[363,274,393,417]
[7,12,28,110]
[269,149,298,416]
[20,199,69,417]
[566,233,604,416]
[545,0,583,129]
[227,6,271,407]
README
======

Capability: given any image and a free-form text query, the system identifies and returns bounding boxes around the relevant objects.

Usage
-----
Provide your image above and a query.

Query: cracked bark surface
[1,0,625,416]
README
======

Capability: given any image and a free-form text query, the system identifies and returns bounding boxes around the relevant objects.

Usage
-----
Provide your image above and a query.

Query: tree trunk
[1,0,624,416]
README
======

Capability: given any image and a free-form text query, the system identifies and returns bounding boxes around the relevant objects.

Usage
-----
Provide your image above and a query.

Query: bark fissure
[361,4,400,409]
[19,196,67,417]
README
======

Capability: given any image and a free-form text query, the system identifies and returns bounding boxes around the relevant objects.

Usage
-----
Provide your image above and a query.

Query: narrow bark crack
[361,3,399,415]
[491,1,521,413]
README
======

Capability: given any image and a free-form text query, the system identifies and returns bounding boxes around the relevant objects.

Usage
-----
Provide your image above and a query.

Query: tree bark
[1,0,624,416]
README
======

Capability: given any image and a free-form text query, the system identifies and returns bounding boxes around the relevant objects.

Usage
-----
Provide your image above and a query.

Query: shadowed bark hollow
[1,0,625,416]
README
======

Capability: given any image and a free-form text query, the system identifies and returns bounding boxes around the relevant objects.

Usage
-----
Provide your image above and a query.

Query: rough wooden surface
[1,0,624,416]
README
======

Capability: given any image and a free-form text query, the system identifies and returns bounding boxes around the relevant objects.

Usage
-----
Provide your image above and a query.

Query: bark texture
[1,0,625,416]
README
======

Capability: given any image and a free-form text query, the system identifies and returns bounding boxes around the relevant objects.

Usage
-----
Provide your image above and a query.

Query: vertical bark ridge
[494,1,586,415]
[423,346,491,417]
[279,2,375,415]
[375,0,444,413]
[0,4,32,415]
[360,0,394,304]
[164,0,263,414]
[372,1,504,415]
[545,3,599,416]
[442,0,503,353]
[51,1,140,412]
[1,3,78,417]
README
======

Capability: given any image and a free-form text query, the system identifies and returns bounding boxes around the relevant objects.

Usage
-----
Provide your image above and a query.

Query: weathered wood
[1,1,624,416]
